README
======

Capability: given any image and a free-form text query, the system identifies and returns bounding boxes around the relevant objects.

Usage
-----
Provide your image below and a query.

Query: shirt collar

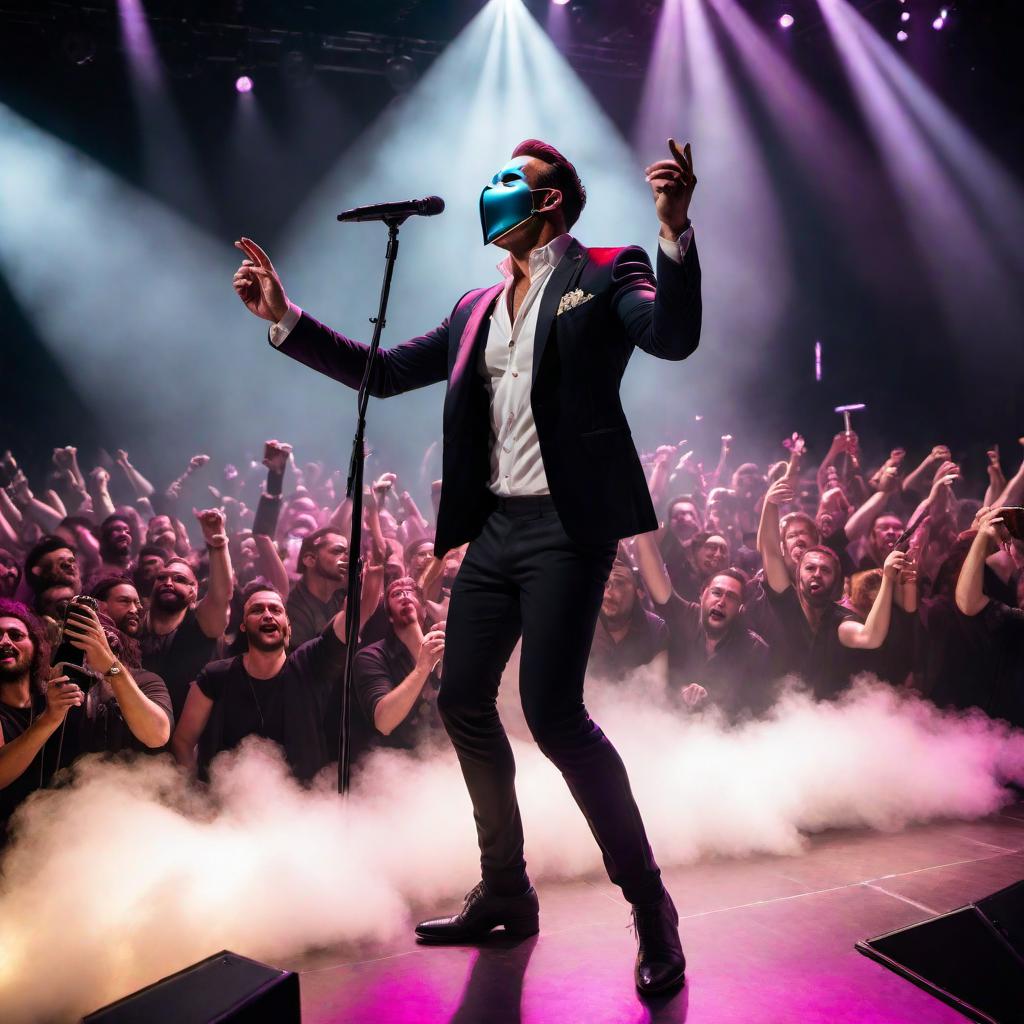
[497,233,574,279]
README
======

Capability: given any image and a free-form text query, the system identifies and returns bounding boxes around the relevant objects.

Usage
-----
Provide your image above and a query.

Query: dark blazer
[274,236,702,553]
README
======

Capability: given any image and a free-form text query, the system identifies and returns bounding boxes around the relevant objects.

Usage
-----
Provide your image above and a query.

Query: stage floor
[285,804,1024,1023]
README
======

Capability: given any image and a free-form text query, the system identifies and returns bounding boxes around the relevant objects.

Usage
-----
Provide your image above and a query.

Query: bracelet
[205,537,228,550]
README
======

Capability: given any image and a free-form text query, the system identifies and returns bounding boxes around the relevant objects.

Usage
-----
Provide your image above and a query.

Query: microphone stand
[337,215,405,795]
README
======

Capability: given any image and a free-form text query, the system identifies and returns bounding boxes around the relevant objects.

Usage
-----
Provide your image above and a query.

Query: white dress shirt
[270,227,694,499]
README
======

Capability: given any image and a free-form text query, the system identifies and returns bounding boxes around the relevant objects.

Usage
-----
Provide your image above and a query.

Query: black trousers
[438,495,664,906]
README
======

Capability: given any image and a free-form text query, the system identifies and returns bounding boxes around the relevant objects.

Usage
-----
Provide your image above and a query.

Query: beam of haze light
[117,0,160,88]
[0,103,359,478]
[844,4,1024,283]
[279,0,684,462]
[116,0,214,225]
[635,0,787,382]
[815,0,1024,345]
[545,0,572,47]
[706,0,911,296]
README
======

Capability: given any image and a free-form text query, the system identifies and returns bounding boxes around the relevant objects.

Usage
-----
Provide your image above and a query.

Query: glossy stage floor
[283,804,1024,1023]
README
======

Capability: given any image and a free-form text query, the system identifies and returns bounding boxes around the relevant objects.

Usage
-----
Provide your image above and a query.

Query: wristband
[205,536,228,550]
[266,466,285,497]
[252,493,282,537]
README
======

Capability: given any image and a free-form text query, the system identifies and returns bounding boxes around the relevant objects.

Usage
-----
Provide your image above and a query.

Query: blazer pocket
[556,301,598,324]
[580,426,632,454]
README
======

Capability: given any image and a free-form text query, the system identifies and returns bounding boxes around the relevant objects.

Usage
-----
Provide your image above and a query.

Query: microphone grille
[422,196,445,216]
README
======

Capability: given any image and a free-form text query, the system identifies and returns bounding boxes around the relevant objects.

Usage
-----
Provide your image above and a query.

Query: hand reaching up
[233,238,289,323]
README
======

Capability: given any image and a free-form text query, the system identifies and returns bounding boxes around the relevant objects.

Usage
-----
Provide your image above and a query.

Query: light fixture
[235,74,254,93]
[779,13,795,29]
[385,54,417,93]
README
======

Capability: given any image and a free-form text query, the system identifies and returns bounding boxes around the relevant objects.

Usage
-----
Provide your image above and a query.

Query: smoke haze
[1,675,1022,1022]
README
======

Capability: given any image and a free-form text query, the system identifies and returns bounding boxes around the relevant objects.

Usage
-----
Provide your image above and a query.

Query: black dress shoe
[632,891,686,995]
[415,882,540,944]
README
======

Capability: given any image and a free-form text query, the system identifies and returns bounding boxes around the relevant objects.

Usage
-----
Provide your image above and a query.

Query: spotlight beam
[815,0,1024,344]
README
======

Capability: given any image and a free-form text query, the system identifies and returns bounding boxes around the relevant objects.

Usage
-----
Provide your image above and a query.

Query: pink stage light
[896,29,908,41]
[552,0,571,5]
[778,13,795,28]
[932,16,944,29]
[235,75,254,94]
[900,11,910,22]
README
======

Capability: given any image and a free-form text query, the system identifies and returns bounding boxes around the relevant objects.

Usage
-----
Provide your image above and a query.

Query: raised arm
[396,490,430,543]
[996,438,1024,508]
[647,445,680,510]
[633,530,673,606]
[87,466,117,520]
[612,140,701,361]
[193,508,233,639]
[232,237,450,398]
[907,460,959,529]
[61,604,171,747]
[170,682,214,770]
[903,445,951,495]
[114,449,155,499]
[0,670,83,789]
[365,625,445,737]
[8,470,63,534]
[707,434,732,490]
[845,471,896,542]
[839,549,903,650]
[955,507,1005,617]
[757,477,795,593]
[252,440,291,597]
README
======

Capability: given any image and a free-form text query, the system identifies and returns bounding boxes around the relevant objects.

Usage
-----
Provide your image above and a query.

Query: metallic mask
[479,158,545,245]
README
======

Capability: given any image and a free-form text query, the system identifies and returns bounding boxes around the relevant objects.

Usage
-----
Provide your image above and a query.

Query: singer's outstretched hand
[233,237,289,323]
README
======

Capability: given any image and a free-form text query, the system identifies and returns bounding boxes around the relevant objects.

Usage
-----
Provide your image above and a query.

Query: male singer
[232,138,700,994]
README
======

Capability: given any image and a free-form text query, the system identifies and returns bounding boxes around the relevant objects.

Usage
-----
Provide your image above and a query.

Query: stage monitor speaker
[83,950,301,1024]
[856,879,1024,1024]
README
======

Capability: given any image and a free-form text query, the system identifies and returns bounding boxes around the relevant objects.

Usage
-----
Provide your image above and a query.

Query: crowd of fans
[0,429,1022,841]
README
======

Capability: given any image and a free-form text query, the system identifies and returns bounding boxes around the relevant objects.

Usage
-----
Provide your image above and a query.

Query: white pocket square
[557,289,594,316]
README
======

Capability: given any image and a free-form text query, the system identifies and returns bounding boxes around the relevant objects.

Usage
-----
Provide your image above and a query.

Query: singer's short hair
[512,139,586,229]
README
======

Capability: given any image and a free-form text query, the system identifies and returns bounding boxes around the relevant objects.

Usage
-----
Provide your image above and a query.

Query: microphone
[337,196,445,223]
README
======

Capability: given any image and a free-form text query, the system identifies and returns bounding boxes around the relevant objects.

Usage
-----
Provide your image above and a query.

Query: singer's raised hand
[232,237,289,323]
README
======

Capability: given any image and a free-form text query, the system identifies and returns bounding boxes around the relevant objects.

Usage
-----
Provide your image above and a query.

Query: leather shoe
[632,891,686,995]
[415,882,540,944]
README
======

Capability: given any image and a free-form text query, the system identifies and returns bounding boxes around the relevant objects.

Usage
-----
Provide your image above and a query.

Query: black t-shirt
[852,606,916,688]
[353,631,442,751]
[980,600,1024,728]
[763,584,861,699]
[657,592,773,718]
[141,607,218,723]
[286,579,345,651]
[659,532,702,601]
[589,602,669,682]
[0,695,57,841]
[74,669,174,757]
[195,625,347,780]
[918,595,1000,712]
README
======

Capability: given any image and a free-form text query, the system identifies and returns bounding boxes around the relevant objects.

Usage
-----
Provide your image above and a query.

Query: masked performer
[232,139,700,995]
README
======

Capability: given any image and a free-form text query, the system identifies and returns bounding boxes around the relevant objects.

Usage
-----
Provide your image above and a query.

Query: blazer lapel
[532,238,588,381]
[451,282,503,386]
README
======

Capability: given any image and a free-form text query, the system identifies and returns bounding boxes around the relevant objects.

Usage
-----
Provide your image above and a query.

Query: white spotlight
[779,13,795,28]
